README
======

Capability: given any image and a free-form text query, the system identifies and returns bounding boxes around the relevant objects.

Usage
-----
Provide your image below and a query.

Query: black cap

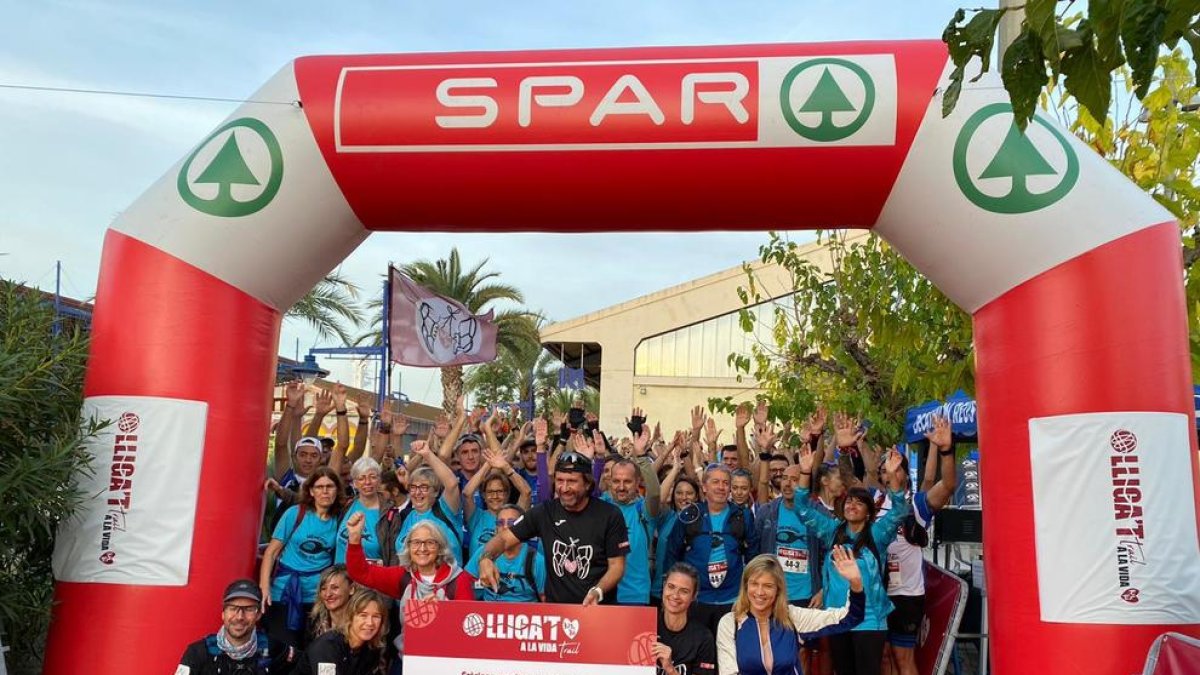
[223,579,262,604]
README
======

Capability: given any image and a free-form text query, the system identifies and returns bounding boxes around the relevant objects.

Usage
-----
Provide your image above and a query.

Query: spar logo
[953,103,1079,214]
[98,412,142,564]
[1109,428,1146,603]
[461,611,581,656]
[779,58,876,142]
[178,117,284,217]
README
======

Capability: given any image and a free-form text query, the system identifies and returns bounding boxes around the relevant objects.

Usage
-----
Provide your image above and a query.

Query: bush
[0,280,103,672]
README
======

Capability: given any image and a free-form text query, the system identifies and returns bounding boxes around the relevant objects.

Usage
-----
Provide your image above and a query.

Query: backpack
[521,547,538,596]
[204,630,275,671]
[901,515,929,548]
[682,503,750,556]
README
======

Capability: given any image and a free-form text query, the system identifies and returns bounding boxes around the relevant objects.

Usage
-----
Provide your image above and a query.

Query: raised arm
[659,450,682,511]
[274,381,305,480]
[870,448,913,545]
[923,415,959,511]
[347,399,372,463]
[632,425,662,517]
[417,443,461,513]
[734,402,752,471]
[305,387,334,438]
[755,423,777,505]
[437,395,467,462]
[792,546,866,640]
[793,446,840,542]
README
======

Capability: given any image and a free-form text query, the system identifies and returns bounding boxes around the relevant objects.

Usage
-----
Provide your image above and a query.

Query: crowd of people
[177,381,959,675]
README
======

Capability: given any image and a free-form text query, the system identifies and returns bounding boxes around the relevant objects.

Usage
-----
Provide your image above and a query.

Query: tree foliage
[713,233,974,443]
[286,271,365,346]
[464,320,559,408]
[0,281,105,672]
[540,386,600,416]
[943,1,1200,131]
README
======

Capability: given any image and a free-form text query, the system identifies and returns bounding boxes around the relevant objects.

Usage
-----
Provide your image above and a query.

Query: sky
[0,0,967,406]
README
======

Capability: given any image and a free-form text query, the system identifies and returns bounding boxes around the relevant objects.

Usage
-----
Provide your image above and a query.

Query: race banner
[52,396,208,585]
[915,562,970,675]
[388,267,498,367]
[1029,412,1200,623]
[403,599,657,674]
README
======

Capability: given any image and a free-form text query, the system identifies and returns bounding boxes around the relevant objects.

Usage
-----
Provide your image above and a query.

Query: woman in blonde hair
[308,565,354,642]
[294,588,387,675]
[716,550,865,675]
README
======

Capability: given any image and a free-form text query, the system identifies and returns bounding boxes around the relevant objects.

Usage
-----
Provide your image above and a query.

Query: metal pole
[53,260,62,338]
[997,0,1025,64]
[378,272,391,406]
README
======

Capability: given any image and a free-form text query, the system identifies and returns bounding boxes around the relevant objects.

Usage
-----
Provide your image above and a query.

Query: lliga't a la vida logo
[462,611,581,656]
[1109,428,1145,604]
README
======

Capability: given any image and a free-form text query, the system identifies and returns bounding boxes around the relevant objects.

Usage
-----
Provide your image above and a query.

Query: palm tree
[541,386,600,416]
[286,271,364,345]
[463,318,560,408]
[357,249,541,413]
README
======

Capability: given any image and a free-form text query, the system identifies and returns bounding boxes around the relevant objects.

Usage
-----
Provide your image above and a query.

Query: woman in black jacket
[293,589,387,675]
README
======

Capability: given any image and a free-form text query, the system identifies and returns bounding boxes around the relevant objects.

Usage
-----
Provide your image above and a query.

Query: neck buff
[216,626,257,661]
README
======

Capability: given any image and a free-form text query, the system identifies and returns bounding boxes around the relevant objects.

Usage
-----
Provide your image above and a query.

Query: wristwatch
[588,586,604,602]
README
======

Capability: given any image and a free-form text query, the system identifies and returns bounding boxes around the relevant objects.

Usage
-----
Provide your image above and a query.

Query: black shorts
[887,594,925,648]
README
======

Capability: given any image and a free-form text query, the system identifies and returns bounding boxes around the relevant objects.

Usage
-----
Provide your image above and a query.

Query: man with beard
[176,579,294,674]
[477,431,628,605]
[655,563,717,675]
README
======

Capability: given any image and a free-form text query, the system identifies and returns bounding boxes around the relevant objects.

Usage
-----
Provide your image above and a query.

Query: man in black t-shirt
[656,563,716,675]
[478,447,628,604]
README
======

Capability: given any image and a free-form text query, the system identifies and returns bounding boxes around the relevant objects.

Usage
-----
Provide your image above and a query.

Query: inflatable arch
[47,41,1200,674]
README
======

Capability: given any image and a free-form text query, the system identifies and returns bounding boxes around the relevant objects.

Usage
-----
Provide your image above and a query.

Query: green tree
[286,271,365,346]
[715,232,974,443]
[360,250,541,414]
[943,2,1200,130]
[541,386,600,417]
[0,281,105,672]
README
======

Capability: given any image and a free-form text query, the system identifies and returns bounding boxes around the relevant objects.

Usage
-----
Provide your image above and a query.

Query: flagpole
[379,268,392,408]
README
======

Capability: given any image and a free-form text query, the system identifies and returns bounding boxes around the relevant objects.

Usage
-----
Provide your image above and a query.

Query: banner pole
[379,269,392,406]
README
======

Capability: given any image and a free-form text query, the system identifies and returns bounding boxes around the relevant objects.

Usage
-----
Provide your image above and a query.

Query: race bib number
[175,667,190,675]
[319,663,337,675]
[779,547,809,576]
[708,560,728,588]
[887,554,901,591]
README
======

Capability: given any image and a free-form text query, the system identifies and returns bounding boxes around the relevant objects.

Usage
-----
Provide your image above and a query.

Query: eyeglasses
[409,484,432,493]
[496,518,519,527]
[224,604,260,616]
[485,489,508,497]
[408,539,439,550]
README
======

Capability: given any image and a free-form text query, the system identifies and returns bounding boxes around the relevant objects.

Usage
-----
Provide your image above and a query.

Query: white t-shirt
[876,491,934,597]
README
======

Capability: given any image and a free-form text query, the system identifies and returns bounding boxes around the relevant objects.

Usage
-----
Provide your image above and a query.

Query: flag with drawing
[388,267,498,367]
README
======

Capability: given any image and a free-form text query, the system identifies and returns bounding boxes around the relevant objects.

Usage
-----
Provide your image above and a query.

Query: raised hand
[632,425,652,457]
[883,446,905,485]
[704,416,721,447]
[833,412,860,447]
[356,399,373,422]
[571,430,597,459]
[313,388,334,416]
[393,415,409,437]
[469,405,487,430]
[332,383,348,412]
[831,545,864,592]
[433,414,450,440]
[808,406,827,438]
[346,512,365,541]
[734,402,751,428]
[690,405,705,432]
[483,445,510,471]
[533,417,548,449]
[755,423,776,451]
[411,440,431,458]
[551,409,566,431]
[925,414,952,450]
[753,399,769,427]
[285,380,306,408]
[797,445,815,473]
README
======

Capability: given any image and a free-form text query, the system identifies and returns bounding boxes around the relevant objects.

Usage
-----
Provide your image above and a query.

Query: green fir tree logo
[953,103,1078,214]
[178,118,283,218]
[781,58,876,142]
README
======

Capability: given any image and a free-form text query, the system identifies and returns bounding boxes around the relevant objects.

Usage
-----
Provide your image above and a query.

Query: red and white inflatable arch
[47,41,1200,674]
